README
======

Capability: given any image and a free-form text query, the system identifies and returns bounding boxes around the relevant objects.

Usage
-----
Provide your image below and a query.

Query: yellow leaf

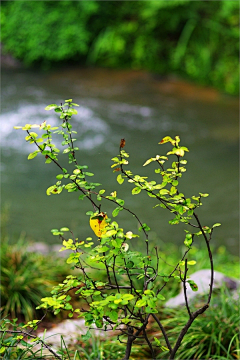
[90,212,108,238]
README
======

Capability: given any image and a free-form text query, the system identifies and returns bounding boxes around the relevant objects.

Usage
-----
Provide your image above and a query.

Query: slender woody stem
[183,259,192,319]
[152,313,172,352]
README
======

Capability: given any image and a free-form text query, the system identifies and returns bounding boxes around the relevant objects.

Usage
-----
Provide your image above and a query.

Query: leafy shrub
[0,99,220,360]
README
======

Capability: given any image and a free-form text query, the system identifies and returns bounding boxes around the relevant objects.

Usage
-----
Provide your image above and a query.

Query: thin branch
[123,258,136,295]
[112,255,120,293]
[142,326,155,359]
[182,259,192,319]
[157,246,192,295]
[151,313,172,352]
[169,304,209,359]
[145,247,159,287]
[193,213,214,304]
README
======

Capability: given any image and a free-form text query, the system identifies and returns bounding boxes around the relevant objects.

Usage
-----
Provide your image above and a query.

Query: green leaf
[56,174,63,180]
[199,193,209,197]
[132,187,141,195]
[109,311,118,322]
[60,227,70,232]
[135,299,147,307]
[45,104,58,110]
[117,174,124,184]
[112,238,123,248]
[45,157,52,164]
[111,157,119,162]
[159,189,169,195]
[28,150,39,160]
[159,136,175,145]
[97,246,109,253]
[46,186,56,195]
[174,148,185,157]
[116,198,124,206]
[105,229,117,237]
[184,234,192,248]
[65,99,73,102]
[139,223,150,232]
[187,280,198,291]
[81,330,91,341]
[212,223,221,228]
[157,293,165,301]
[187,260,196,266]
[112,206,123,217]
[63,148,70,154]
[67,253,80,264]
[148,192,156,198]
[0,347,6,354]
[143,158,154,166]
[67,108,78,115]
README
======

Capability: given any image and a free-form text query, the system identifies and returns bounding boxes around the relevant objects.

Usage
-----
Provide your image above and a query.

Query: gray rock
[51,244,72,257]
[27,242,50,255]
[165,270,240,308]
[37,319,116,347]
[26,242,71,257]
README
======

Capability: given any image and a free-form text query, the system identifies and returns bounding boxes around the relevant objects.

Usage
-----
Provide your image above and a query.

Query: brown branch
[151,313,172,352]
[142,326,155,359]
[112,255,120,293]
[193,213,214,304]
[169,304,209,359]
[182,259,192,319]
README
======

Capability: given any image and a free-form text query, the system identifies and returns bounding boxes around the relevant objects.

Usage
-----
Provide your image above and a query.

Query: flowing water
[1,67,239,254]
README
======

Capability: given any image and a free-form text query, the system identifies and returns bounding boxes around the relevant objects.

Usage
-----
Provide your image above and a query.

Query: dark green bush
[1,1,98,67]
[1,1,239,94]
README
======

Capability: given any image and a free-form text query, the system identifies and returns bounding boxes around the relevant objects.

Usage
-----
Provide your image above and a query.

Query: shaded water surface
[1,67,239,253]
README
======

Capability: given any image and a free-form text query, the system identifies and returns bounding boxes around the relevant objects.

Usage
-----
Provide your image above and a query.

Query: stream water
[1,67,239,254]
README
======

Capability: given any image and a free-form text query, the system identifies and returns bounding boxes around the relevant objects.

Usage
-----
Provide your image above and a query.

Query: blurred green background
[1,0,239,95]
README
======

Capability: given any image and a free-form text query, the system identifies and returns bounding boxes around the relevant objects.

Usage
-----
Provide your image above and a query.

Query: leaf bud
[120,139,126,148]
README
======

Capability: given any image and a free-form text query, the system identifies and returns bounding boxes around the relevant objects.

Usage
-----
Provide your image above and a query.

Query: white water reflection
[0,97,189,152]
[0,103,110,152]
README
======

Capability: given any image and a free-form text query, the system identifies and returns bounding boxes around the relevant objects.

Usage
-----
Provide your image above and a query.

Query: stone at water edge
[37,318,121,347]
[27,242,50,255]
[26,242,71,257]
[165,270,240,308]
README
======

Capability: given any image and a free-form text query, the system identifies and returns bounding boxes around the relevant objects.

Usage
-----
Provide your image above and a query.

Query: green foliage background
[1,0,239,95]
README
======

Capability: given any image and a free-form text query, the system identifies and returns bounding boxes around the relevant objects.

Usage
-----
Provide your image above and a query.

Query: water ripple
[0,103,110,152]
